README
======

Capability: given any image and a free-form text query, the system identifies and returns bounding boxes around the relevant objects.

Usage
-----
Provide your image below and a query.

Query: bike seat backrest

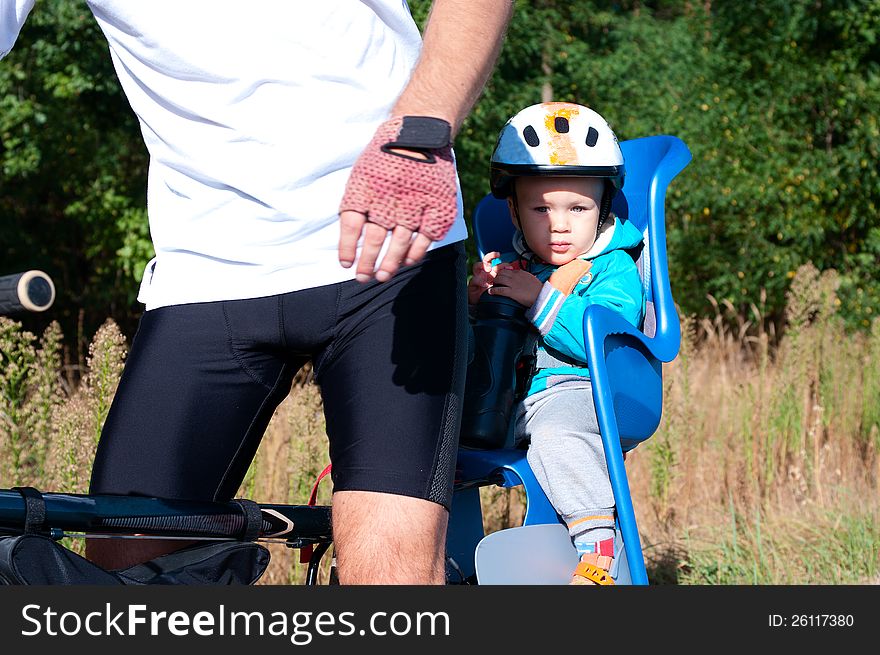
[610,194,654,338]
[473,135,690,343]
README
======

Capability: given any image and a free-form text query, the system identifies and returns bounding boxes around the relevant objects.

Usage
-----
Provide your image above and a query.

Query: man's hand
[338,0,514,282]
[338,116,458,282]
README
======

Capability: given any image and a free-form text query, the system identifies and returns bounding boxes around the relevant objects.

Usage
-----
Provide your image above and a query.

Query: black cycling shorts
[89,243,467,509]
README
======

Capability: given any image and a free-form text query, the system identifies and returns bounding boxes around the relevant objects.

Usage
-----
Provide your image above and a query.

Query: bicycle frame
[0,488,334,585]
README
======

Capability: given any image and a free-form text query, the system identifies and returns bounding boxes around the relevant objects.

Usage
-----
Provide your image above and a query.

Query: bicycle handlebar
[0,270,56,315]
[0,488,332,546]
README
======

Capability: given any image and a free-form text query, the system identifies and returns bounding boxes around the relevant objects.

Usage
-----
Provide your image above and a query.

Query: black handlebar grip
[0,270,56,315]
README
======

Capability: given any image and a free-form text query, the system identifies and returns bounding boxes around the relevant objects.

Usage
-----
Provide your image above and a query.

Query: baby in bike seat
[466,102,645,585]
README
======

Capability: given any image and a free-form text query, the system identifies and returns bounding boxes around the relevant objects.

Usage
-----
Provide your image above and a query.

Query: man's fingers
[341,209,445,282]
[338,210,367,268]
[404,233,433,267]
[374,226,415,282]
[355,222,389,281]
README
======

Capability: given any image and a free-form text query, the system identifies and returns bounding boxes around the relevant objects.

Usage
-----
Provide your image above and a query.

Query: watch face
[395,116,452,149]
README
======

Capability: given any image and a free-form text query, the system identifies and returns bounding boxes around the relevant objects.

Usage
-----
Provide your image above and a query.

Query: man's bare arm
[393,0,514,136]
[338,0,514,281]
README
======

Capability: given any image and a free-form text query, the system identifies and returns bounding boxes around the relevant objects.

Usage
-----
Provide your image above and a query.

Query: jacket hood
[580,215,643,260]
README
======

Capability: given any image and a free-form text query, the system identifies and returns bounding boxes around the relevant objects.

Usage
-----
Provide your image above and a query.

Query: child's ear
[507,197,517,226]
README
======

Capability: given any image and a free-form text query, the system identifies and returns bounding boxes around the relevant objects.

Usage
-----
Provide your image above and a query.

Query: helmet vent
[522,125,540,147]
[554,116,569,133]
[585,126,599,147]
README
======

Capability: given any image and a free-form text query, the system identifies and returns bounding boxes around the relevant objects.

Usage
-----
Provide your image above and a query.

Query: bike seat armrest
[582,303,680,365]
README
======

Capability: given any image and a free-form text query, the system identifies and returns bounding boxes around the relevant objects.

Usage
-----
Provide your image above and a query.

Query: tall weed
[42,319,127,495]
[0,318,65,486]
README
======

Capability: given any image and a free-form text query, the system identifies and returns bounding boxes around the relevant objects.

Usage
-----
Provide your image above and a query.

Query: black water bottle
[460,292,537,449]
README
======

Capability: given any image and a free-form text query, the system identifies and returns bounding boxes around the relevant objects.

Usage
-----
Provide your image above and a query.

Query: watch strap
[382,116,452,152]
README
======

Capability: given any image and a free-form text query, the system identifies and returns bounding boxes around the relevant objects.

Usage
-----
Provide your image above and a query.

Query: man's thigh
[90,297,300,501]
[315,243,468,510]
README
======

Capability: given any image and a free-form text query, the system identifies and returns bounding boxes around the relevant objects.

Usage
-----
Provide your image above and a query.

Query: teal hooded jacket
[511,215,646,396]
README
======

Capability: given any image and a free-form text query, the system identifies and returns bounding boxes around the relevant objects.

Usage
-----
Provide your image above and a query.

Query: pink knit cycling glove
[340,116,458,241]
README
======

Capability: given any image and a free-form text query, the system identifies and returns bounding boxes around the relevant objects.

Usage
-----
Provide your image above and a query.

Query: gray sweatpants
[515,382,616,543]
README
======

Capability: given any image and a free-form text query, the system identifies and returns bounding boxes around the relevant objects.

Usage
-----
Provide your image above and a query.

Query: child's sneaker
[570,553,614,585]
[569,537,614,585]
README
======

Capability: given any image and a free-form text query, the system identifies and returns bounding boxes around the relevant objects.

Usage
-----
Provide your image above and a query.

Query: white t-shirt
[1,0,467,309]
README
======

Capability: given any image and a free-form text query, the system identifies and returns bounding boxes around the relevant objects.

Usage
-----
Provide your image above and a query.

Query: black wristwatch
[382,116,452,161]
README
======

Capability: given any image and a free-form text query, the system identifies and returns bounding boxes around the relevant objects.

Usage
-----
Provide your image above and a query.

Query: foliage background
[1,0,879,586]
[1,0,879,356]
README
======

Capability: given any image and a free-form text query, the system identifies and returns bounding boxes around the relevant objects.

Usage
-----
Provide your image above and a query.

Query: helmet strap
[596,181,614,237]
[510,192,536,260]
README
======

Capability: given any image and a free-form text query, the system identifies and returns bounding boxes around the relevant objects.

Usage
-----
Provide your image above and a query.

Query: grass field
[1,263,878,584]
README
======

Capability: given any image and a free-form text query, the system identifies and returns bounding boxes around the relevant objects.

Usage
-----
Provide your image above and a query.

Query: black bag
[0,534,270,585]
[116,541,270,585]
[0,486,270,585]
[0,533,122,585]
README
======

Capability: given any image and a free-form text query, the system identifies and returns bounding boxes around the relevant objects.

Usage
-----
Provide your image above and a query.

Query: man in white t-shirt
[1,0,514,584]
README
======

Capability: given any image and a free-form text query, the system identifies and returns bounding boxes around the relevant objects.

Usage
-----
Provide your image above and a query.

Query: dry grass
[627,264,880,584]
[1,262,878,584]
[237,371,336,585]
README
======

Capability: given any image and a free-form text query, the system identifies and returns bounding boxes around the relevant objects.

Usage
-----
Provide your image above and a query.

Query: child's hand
[487,266,543,308]
[467,251,502,305]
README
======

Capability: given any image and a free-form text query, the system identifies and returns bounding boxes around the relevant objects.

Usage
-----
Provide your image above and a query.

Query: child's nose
[549,212,570,231]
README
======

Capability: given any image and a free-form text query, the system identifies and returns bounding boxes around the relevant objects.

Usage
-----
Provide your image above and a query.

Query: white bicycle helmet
[490,102,625,197]
[489,102,625,236]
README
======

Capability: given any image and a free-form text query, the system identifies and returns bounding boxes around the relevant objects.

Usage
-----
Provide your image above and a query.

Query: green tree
[3,0,879,344]
[0,1,151,350]
[680,0,880,330]
[444,0,880,330]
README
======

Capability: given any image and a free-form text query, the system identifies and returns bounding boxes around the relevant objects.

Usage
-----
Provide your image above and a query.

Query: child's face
[509,176,604,266]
